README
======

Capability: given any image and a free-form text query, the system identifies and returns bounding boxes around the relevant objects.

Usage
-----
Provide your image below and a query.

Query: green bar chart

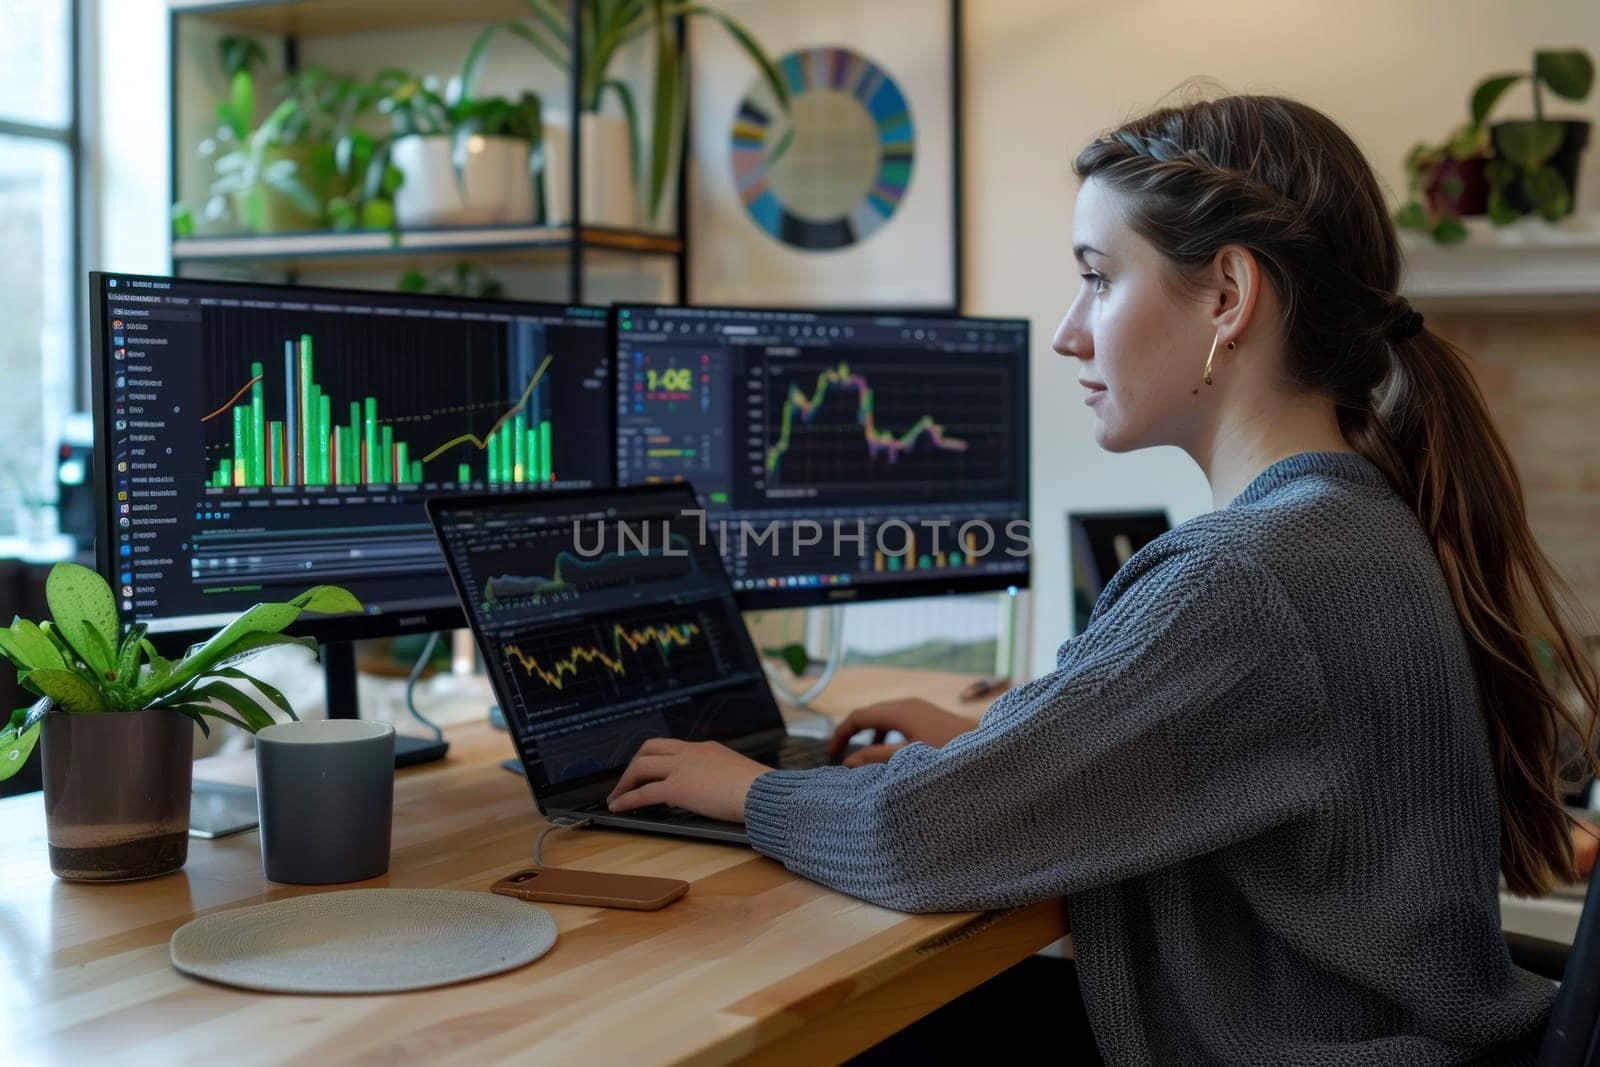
[483,389,554,486]
[204,335,558,489]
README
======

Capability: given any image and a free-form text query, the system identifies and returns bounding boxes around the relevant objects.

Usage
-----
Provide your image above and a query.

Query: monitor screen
[91,272,613,641]
[614,304,1030,607]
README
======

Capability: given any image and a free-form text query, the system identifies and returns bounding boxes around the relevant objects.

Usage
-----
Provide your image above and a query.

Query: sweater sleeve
[742,548,1333,913]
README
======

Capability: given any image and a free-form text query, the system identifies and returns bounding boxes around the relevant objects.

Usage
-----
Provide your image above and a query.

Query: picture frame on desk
[686,0,962,310]
[1068,510,1172,636]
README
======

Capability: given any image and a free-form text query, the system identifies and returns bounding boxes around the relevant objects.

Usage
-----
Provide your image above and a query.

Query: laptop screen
[428,485,785,798]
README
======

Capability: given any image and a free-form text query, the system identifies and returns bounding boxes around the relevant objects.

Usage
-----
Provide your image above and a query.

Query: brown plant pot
[1424,155,1491,218]
[41,708,194,882]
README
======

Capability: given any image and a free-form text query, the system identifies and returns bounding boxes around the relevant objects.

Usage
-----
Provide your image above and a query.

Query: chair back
[1539,870,1600,1066]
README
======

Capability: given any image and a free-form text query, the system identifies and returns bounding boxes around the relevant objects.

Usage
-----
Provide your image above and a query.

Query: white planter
[544,112,638,228]
[391,134,536,228]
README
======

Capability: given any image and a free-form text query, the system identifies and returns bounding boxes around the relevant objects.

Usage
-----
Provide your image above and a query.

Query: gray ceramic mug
[255,720,395,885]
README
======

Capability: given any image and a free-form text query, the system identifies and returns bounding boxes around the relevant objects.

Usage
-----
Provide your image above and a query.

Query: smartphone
[491,866,689,910]
[189,781,259,838]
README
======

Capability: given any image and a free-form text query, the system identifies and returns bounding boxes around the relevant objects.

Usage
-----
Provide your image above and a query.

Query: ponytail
[1350,325,1600,896]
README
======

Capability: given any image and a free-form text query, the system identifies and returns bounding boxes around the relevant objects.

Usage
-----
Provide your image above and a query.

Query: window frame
[0,0,84,414]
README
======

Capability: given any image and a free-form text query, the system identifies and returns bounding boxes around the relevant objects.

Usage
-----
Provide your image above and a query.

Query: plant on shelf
[0,563,360,880]
[1474,48,1595,222]
[463,0,789,226]
[397,261,509,299]
[277,67,403,232]
[172,38,397,236]
[1395,121,1486,245]
[368,70,545,229]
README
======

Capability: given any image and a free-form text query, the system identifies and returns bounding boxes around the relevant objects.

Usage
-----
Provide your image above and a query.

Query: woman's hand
[607,738,769,823]
[828,698,973,767]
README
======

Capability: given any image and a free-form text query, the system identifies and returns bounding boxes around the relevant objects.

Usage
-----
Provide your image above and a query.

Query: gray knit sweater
[744,451,1555,1065]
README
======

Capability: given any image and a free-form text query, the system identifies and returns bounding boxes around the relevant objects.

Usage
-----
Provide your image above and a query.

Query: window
[0,0,79,540]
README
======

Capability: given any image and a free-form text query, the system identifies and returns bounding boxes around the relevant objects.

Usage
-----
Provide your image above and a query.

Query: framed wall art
[686,0,961,309]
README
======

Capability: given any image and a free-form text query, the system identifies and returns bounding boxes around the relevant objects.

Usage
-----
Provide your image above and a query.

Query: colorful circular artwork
[731,46,915,251]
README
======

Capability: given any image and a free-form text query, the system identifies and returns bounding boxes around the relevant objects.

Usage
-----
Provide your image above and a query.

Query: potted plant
[172,39,396,237]
[371,71,544,228]
[1475,48,1594,222]
[0,563,360,881]
[463,0,789,228]
[280,66,402,233]
[1395,122,1487,245]
[173,36,317,235]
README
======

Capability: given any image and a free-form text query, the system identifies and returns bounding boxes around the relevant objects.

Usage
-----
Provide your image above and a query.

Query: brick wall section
[1432,311,1600,640]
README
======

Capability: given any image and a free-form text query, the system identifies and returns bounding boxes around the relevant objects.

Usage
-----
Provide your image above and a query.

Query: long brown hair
[1075,94,1600,895]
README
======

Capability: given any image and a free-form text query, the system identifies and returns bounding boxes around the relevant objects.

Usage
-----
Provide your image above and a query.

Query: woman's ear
[1210,243,1261,344]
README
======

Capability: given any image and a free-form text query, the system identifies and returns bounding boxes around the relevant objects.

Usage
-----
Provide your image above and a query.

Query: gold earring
[1204,336,1236,386]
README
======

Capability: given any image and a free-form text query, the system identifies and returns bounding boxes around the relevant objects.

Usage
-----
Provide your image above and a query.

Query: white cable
[762,605,848,725]
[532,815,593,867]
[404,631,445,742]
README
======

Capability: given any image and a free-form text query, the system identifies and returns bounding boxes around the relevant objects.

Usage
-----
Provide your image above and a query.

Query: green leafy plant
[173,37,271,237]
[371,71,544,146]
[277,67,402,232]
[462,0,789,224]
[0,563,361,782]
[1394,123,1483,245]
[173,39,399,235]
[397,261,508,299]
[188,36,318,232]
[1473,48,1595,222]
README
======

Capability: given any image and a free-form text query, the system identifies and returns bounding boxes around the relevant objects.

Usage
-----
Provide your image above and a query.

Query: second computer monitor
[615,304,1030,607]
[93,272,613,643]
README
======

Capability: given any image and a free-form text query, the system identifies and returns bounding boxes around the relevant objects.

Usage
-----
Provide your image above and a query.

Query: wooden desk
[1,667,1067,1065]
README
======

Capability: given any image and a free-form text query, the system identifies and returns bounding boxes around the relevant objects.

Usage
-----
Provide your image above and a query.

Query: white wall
[91,0,169,276]
[961,0,1600,673]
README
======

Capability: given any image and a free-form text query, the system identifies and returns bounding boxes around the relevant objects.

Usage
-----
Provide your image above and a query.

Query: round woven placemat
[170,888,557,994]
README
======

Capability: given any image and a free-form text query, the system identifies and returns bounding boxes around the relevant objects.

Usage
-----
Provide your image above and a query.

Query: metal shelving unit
[171,225,684,272]
[167,0,690,304]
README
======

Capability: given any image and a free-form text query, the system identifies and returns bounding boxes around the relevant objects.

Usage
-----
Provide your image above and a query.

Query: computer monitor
[614,304,1030,607]
[89,272,614,742]
[1067,509,1171,636]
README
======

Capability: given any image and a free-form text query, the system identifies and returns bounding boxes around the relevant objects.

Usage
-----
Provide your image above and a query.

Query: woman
[607,94,1600,1063]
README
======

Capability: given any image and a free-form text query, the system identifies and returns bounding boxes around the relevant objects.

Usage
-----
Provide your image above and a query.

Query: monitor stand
[321,641,450,768]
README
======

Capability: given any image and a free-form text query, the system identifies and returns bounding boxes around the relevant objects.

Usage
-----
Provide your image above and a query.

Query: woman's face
[1052,178,1214,454]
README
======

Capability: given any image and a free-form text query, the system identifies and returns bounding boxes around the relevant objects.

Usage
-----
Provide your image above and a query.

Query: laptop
[427,484,839,844]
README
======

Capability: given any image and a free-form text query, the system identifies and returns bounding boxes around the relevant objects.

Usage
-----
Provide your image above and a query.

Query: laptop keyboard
[760,735,835,770]
[576,737,835,824]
